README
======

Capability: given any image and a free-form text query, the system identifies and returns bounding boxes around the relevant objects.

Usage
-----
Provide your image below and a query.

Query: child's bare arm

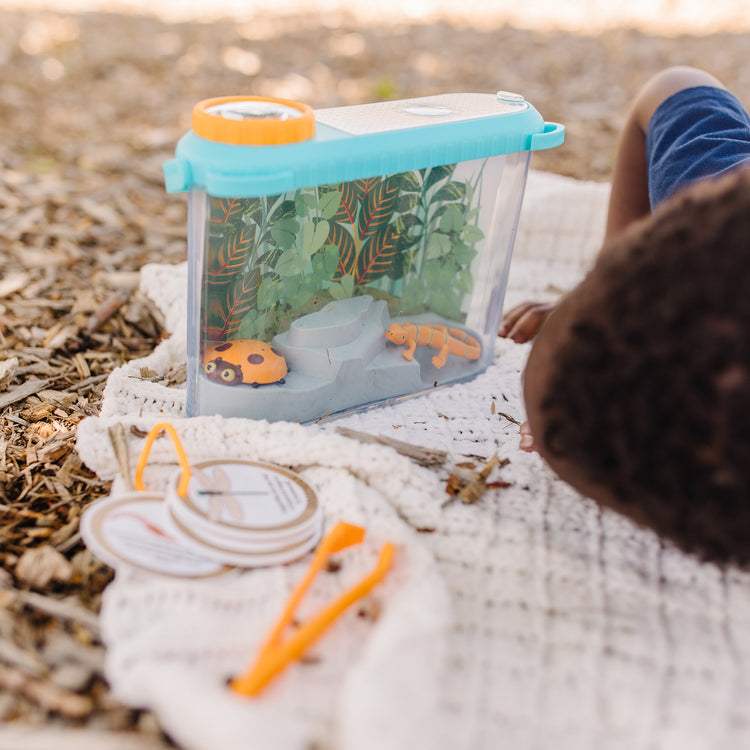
[605,66,727,240]
[502,69,728,347]
[498,300,556,342]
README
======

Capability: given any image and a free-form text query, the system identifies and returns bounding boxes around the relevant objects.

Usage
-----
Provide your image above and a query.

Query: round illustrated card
[165,506,324,567]
[80,492,233,579]
[167,496,319,552]
[170,459,319,533]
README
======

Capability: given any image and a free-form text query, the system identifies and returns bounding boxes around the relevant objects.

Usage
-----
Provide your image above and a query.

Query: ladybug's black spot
[215,342,233,352]
[270,346,282,357]
[247,353,264,365]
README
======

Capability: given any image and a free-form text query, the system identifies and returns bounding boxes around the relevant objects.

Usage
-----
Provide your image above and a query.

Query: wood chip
[0,271,31,298]
[0,665,94,719]
[1,584,101,635]
[19,402,55,422]
[0,357,19,390]
[15,545,74,588]
[0,378,50,409]
[38,390,78,409]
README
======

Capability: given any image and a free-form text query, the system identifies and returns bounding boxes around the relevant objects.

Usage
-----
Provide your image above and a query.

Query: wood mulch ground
[3,6,750,746]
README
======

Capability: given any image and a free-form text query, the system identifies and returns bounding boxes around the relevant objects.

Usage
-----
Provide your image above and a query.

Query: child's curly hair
[539,166,750,566]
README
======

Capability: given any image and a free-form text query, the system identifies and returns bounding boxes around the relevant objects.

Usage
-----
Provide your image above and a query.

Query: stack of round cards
[164,459,323,567]
[80,491,233,579]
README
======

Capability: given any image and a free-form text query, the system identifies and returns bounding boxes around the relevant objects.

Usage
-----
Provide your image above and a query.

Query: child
[499,67,750,565]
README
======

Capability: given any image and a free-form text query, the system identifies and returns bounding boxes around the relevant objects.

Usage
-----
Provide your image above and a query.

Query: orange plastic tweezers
[231,520,395,697]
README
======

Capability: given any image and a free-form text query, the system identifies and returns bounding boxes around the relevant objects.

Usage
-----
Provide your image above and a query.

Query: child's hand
[519,421,537,453]
[498,301,555,343]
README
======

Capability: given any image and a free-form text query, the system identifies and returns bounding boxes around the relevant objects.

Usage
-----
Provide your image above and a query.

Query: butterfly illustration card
[164,460,323,567]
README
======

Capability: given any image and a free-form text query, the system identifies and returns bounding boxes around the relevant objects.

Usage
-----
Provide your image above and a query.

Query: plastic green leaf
[324,243,340,278]
[269,199,297,224]
[396,193,420,212]
[285,274,302,300]
[427,232,452,259]
[270,227,296,249]
[295,193,316,217]
[300,219,330,256]
[291,278,316,309]
[210,197,245,224]
[318,190,342,220]
[455,269,474,293]
[401,278,426,311]
[356,224,400,285]
[340,273,355,295]
[398,171,422,192]
[452,242,478,264]
[237,309,263,339]
[424,164,454,192]
[430,289,461,319]
[328,273,355,300]
[275,247,308,277]
[257,277,280,310]
[222,271,261,338]
[206,227,254,285]
[327,222,356,279]
[462,225,485,243]
[434,181,466,202]
[439,204,465,233]
[357,177,399,243]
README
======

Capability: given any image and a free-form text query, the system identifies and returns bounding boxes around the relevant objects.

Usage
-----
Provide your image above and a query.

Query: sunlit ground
[3,0,750,33]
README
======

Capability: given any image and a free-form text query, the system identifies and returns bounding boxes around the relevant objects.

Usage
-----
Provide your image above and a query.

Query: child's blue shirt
[646,85,750,208]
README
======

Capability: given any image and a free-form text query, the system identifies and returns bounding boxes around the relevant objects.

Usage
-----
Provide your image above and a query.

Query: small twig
[87,290,130,334]
[55,531,83,554]
[496,411,521,426]
[63,373,110,392]
[335,426,447,467]
[107,423,134,491]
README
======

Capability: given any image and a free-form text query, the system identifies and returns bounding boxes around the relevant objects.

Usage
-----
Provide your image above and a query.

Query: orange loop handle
[134,422,191,498]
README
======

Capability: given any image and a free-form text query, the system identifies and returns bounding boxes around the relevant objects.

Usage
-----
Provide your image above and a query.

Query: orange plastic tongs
[230,520,395,697]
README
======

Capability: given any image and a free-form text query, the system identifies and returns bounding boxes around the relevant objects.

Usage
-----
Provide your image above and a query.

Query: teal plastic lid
[164,92,564,198]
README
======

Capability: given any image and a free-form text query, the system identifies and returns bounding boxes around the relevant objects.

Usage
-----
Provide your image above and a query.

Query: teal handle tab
[163,158,192,193]
[530,122,565,151]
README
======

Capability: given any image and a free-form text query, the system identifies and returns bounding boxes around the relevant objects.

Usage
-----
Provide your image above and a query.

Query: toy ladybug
[203,340,288,387]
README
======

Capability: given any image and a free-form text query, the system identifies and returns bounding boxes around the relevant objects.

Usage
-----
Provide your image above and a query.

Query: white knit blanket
[75,171,750,750]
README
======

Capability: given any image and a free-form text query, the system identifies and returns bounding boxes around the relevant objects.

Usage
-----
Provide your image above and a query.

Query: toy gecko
[385,322,481,369]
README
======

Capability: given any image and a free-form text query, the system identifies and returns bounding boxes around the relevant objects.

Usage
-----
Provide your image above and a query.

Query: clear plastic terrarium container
[163,92,564,422]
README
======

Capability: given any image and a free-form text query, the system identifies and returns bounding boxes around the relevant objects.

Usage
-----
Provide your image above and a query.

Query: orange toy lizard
[385,322,481,368]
